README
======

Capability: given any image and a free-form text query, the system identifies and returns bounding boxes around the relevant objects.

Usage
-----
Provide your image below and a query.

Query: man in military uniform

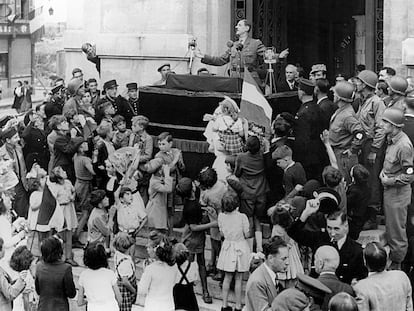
[380,108,414,270]
[309,64,327,82]
[387,76,408,110]
[195,19,288,84]
[126,82,140,118]
[96,79,134,126]
[355,70,386,230]
[329,81,365,184]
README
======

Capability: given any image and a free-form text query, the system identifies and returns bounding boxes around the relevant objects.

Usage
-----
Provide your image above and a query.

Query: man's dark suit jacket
[277,79,298,92]
[318,272,355,311]
[288,219,368,284]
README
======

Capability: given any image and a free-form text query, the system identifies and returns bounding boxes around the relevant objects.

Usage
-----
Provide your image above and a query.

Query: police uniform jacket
[96,95,134,127]
[329,103,365,153]
[287,219,368,284]
[21,123,49,171]
[293,100,328,174]
[202,36,267,80]
[356,93,386,152]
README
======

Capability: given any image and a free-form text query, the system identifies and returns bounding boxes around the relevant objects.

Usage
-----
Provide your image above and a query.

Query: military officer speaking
[195,19,288,84]
[380,108,414,270]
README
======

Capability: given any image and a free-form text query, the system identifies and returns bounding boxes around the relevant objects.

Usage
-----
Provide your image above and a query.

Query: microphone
[226,40,234,48]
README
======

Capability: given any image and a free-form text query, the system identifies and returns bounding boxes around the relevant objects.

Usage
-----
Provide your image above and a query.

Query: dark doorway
[252,0,364,82]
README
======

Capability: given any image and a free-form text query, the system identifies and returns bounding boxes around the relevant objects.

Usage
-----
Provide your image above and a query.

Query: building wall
[61,0,231,93]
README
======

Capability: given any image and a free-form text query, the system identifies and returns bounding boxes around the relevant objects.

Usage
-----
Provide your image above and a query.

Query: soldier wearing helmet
[387,76,408,111]
[355,70,386,230]
[380,107,414,270]
[328,81,365,184]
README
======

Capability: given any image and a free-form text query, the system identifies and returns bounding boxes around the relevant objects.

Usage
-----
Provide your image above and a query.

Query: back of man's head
[328,292,358,311]
[316,78,330,94]
[315,245,340,273]
[363,242,387,272]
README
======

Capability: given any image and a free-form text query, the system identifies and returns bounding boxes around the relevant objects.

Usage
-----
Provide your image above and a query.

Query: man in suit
[245,237,289,311]
[277,64,299,92]
[354,242,412,311]
[315,245,354,311]
[196,19,288,84]
[315,78,337,129]
[287,199,368,284]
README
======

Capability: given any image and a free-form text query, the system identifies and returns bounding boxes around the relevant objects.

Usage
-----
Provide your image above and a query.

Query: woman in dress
[35,236,76,311]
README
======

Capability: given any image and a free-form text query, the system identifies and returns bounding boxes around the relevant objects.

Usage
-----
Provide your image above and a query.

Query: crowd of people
[0,42,413,311]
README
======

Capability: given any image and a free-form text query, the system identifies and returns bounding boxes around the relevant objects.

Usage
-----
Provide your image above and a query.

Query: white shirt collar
[317,96,328,105]
[284,161,295,172]
[336,235,347,250]
[263,262,277,285]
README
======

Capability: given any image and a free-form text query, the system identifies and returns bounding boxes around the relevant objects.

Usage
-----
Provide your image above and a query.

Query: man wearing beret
[153,63,171,86]
[96,79,134,127]
[126,82,140,117]
[0,128,29,217]
[293,78,329,181]
[309,64,327,82]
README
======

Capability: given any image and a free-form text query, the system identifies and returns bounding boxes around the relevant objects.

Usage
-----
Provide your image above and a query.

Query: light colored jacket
[0,266,25,311]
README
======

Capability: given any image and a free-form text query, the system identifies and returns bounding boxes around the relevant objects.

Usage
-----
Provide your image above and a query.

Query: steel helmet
[387,76,408,95]
[357,70,378,89]
[382,107,405,127]
[334,81,354,103]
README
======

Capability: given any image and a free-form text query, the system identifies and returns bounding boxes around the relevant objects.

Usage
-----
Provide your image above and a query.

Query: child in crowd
[0,238,27,311]
[322,166,347,211]
[47,166,79,266]
[198,167,227,280]
[113,233,137,311]
[272,145,307,196]
[78,244,122,311]
[268,200,304,288]
[173,243,199,311]
[93,121,115,189]
[217,192,250,311]
[114,186,146,263]
[112,115,132,149]
[347,164,371,240]
[26,164,47,257]
[10,246,37,311]
[74,141,95,247]
[144,230,168,268]
[145,160,173,234]
[176,177,213,304]
[235,135,269,253]
[154,132,185,232]
[98,101,116,125]
[87,190,111,249]
[138,240,177,311]
[129,115,154,204]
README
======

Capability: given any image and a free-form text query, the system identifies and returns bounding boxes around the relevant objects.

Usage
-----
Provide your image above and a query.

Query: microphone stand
[188,45,195,75]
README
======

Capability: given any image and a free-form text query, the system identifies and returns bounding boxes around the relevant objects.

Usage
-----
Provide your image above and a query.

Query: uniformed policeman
[126,82,140,116]
[195,19,288,84]
[387,76,408,110]
[329,81,365,184]
[355,70,386,230]
[380,108,414,270]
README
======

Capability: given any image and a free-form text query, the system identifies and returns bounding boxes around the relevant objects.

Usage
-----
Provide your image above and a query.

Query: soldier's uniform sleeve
[396,144,414,185]
[201,49,231,67]
[343,115,365,154]
[371,98,386,152]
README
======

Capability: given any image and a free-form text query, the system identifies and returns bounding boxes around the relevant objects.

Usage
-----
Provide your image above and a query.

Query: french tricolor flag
[239,69,273,135]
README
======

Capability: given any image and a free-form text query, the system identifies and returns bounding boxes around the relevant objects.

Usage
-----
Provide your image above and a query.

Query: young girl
[268,200,304,288]
[26,164,47,258]
[113,233,137,311]
[145,160,173,234]
[78,244,122,311]
[112,115,131,149]
[47,166,79,266]
[173,243,199,311]
[0,238,27,311]
[217,192,250,311]
[138,239,177,311]
[9,246,37,311]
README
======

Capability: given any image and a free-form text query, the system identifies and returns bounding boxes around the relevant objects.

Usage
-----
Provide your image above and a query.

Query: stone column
[60,0,231,92]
